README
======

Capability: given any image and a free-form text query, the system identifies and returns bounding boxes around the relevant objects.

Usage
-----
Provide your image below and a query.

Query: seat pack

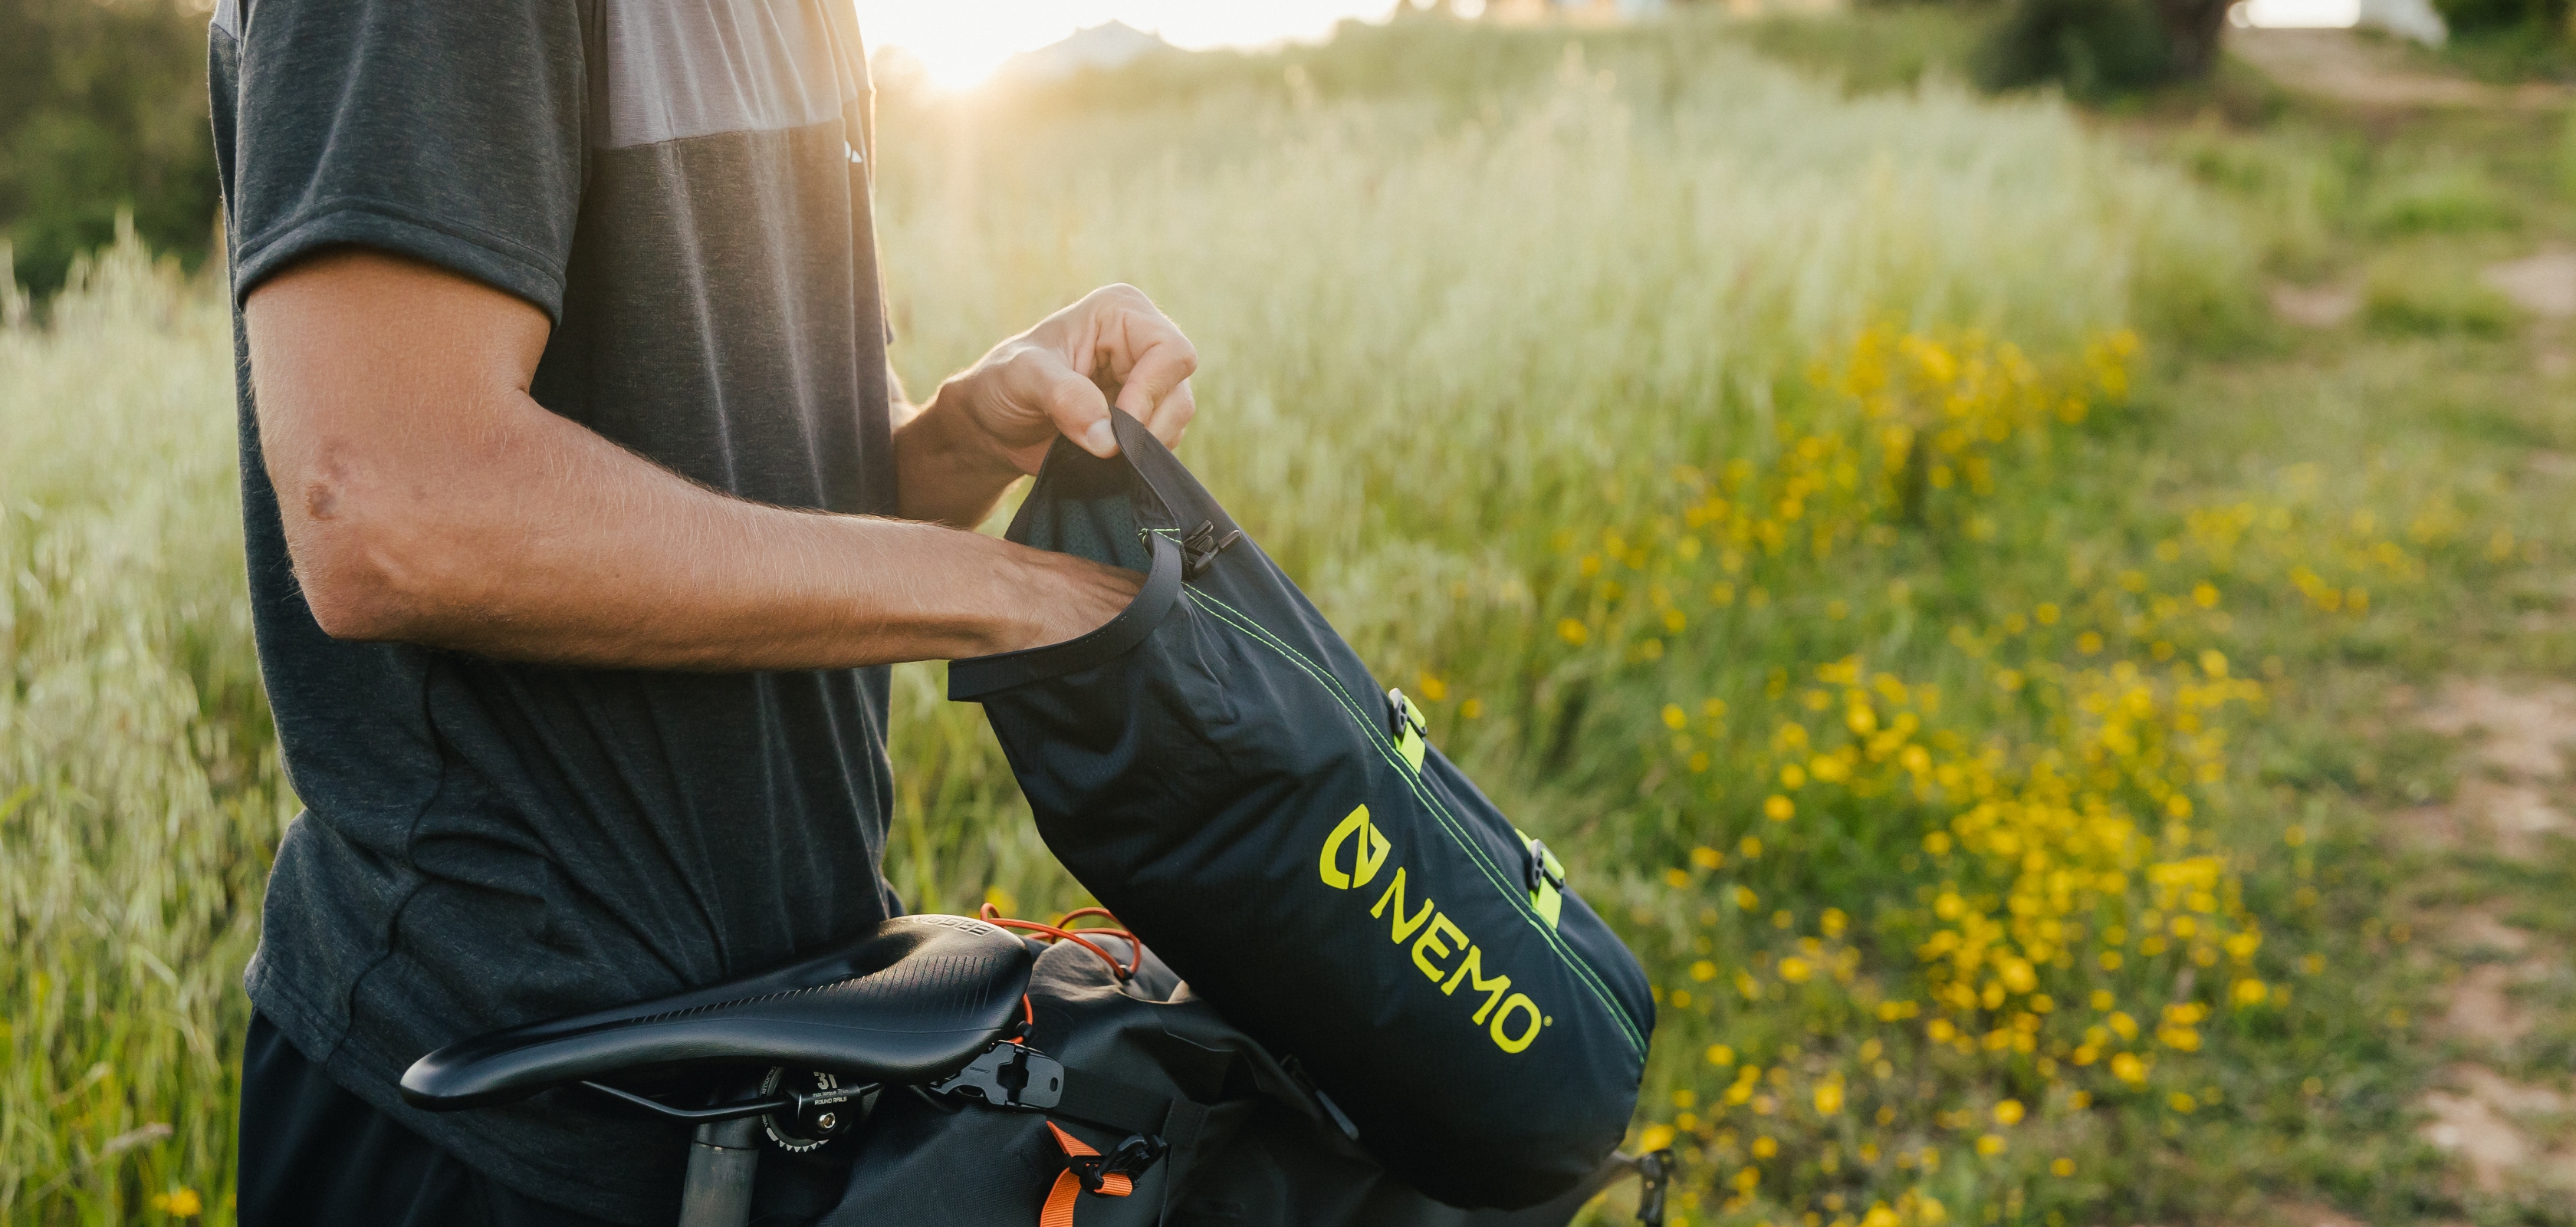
[820,924,1661,1227]
[948,412,1655,1209]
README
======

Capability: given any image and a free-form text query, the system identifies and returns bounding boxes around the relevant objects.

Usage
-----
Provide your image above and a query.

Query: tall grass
[873,26,2256,928]
[0,18,2515,1225]
[2,225,288,1223]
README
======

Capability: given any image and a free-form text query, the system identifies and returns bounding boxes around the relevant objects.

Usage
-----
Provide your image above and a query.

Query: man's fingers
[1014,354,1116,462]
[987,285,1199,464]
[1112,340,1199,449]
[1136,378,1195,449]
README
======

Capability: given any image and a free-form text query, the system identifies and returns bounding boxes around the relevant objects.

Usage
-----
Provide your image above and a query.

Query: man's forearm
[288,382,1124,669]
[247,251,1135,671]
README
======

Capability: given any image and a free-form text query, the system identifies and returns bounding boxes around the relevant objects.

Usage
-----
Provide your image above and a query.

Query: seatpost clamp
[931,1041,1064,1110]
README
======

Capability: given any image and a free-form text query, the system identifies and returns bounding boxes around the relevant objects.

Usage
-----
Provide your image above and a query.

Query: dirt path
[2396,681,2576,1199]
[2227,28,2569,110]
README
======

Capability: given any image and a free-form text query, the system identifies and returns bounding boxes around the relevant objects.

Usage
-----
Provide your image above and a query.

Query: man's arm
[246,250,1188,669]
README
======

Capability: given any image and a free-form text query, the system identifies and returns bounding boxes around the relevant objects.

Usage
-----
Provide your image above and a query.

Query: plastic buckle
[1525,838,1567,894]
[1387,688,1427,739]
[1634,1146,1673,1226]
[1388,688,1430,771]
[1070,1133,1167,1193]
[930,1042,1064,1110]
[1063,1150,1110,1194]
[1179,520,1240,579]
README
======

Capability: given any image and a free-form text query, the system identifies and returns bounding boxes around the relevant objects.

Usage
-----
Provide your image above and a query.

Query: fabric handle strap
[1039,1122,1132,1227]
[946,531,1184,701]
[1102,408,1237,547]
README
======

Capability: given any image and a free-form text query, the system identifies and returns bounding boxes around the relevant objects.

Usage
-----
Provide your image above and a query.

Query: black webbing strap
[1050,1067,1176,1139]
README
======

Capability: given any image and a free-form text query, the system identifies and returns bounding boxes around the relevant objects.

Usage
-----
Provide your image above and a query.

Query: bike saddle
[401,915,1033,1112]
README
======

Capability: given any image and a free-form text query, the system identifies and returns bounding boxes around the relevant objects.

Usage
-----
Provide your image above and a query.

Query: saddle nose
[401,914,1035,1111]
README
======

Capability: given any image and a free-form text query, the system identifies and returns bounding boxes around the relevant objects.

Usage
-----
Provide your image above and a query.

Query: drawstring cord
[978,904,1145,979]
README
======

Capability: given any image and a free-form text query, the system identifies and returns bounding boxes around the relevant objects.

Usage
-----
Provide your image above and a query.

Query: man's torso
[210,1,899,1218]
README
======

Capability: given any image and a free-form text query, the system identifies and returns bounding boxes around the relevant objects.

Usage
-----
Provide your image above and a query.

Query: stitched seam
[234,194,566,276]
[1182,588,1646,1053]
[322,653,455,1068]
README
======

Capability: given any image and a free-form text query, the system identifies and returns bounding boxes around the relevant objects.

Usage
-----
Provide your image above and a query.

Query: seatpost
[677,1116,762,1227]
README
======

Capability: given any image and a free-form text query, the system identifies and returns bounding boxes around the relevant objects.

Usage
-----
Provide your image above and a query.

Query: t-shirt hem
[231,199,569,324]
[245,954,672,1226]
[242,946,344,1067]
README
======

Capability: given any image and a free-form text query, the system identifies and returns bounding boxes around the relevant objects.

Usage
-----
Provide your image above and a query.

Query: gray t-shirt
[209,1,901,1218]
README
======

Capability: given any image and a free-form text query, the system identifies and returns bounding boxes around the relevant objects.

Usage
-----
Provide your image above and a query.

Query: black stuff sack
[948,411,1655,1209]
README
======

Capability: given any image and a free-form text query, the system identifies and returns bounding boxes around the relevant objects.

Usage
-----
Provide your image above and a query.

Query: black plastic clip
[1179,520,1240,579]
[931,1042,1064,1110]
[1525,838,1567,895]
[1068,1133,1168,1194]
[1635,1146,1673,1227]
[1388,688,1427,739]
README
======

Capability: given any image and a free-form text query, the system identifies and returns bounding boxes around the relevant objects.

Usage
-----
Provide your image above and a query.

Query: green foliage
[2363,163,2518,234]
[1,235,277,1225]
[1971,0,2174,100]
[0,0,219,298]
[1730,8,1989,94]
[2166,122,2366,275]
[2559,107,2576,199]
[2430,0,2571,38]
[2361,255,2519,335]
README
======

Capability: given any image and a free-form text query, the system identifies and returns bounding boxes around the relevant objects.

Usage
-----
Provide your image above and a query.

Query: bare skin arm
[244,249,1199,669]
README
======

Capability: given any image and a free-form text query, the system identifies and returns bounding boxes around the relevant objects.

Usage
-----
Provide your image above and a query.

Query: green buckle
[1520,832,1566,929]
[1387,688,1428,772]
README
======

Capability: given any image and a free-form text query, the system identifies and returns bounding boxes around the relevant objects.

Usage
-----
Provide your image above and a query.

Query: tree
[0,0,219,298]
[1973,0,2234,98]
[2154,0,2235,79]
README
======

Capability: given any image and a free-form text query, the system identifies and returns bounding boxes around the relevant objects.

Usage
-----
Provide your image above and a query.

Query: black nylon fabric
[822,938,1612,1227]
[946,413,1654,1209]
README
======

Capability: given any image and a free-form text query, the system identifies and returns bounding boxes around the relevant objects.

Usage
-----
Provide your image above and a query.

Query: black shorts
[237,1012,835,1227]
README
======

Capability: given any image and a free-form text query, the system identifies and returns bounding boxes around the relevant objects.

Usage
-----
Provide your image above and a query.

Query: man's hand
[951,283,1199,469]
[245,250,1147,668]
[893,285,1198,527]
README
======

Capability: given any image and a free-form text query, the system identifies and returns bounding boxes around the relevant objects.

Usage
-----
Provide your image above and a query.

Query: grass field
[4,14,2574,1225]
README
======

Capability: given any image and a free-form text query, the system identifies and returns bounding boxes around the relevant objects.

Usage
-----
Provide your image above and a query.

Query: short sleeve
[225,0,588,321]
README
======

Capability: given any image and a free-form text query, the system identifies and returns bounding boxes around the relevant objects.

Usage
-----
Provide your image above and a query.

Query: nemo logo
[1319,805,1548,1054]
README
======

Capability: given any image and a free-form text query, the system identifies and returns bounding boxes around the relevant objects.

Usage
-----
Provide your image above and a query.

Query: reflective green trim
[1184,588,1646,1054]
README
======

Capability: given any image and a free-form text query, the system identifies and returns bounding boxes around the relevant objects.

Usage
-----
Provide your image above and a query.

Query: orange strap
[1040,1121,1132,1227]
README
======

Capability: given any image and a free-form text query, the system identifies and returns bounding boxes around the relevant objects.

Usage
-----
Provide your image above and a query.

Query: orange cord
[1009,993,1033,1044]
[978,904,1141,979]
[1050,909,1145,976]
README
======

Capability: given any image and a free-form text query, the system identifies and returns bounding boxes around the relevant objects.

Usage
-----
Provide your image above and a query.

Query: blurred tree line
[1,0,219,298]
[2,0,2563,304]
[1971,0,2224,100]
[1970,0,2571,97]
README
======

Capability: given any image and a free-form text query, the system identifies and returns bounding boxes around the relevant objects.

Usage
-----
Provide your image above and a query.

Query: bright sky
[852,1,1404,89]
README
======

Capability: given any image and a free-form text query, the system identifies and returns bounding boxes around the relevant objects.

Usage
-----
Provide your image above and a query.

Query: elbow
[297,554,414,642]
[286,485,480,644]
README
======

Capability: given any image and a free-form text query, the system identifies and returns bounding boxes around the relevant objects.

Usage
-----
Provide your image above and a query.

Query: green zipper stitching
[1181,587,1648,1054]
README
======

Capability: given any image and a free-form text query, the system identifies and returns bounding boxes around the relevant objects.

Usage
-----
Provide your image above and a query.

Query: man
[208,2,1198,1222]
